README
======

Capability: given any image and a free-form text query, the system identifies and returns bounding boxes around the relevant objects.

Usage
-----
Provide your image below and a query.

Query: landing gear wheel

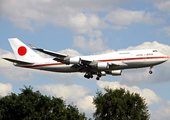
[97,74,101,77]
[96,77,100,80]
[84,73,93,79]
[149,70,153,74]
[149,66,153,74]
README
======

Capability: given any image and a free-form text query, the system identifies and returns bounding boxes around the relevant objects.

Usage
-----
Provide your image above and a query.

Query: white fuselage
[18,49,169,73]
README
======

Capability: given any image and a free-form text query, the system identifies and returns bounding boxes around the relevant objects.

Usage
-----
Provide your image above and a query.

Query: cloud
[58,49,82,56]
[73,36,109,52]
[158,26,170,36]
[35,84,95,118]
[0,49,33,80]
[121,41,170,56]
[0,0,166,34]
[76,95,95,118]
[69,13,107,37]
[35,84,93,103]
[154,1,170,11]
[151,101,170,120]
[0,0,108,36]
[97,81,162,105]
[104,8,164,27]
[0,83,13,97]
[111,25,127,30]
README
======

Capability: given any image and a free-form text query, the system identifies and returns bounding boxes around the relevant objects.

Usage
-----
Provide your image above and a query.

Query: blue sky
[1,0,170,119]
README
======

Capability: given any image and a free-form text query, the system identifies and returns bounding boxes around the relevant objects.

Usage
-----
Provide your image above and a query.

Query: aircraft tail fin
[8,38,43,62]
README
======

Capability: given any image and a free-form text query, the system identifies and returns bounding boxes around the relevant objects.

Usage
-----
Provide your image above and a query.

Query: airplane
[3,38,169,80]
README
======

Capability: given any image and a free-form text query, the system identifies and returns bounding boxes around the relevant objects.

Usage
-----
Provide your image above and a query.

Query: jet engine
[100,71,106,76]
[108,70,122,76]
[55,57,81,64]
[69,57,81,64]
[95,62,109,70]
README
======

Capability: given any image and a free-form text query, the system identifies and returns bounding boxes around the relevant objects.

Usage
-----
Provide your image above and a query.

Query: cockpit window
[153,50,157,52]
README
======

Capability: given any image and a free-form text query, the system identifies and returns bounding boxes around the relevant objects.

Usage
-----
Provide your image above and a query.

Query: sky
[1,0,170,119]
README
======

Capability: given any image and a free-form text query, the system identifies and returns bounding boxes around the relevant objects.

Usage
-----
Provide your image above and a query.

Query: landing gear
[84,73,93,79]
[149,66,153,74]
[84,72,101,80]
[96,74,101,80]
[149,70,153,74]
[96,77,100,80]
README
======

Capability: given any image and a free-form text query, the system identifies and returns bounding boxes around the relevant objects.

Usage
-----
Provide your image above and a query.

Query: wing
[29,44,72,63]
[29,44,97,66]
[29,44,67,58]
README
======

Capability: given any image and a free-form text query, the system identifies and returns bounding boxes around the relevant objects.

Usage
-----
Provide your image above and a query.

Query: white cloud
[0,83,13,97]
[97,81,162,105]
[154,1,170,11]
[58,49,82,56]
[76,95,95,118]
[158,26,170,36]
[121,41,170,56]
[104,8,164,26]
[35,84,95,118]
[111,25,127,30]
[0,0,166,34]
[0,0,108,36]
[69,13,106,37]
[151,101,170,120]
[0,49,33,80]
[35,84,93,103]
[73,36,109,52]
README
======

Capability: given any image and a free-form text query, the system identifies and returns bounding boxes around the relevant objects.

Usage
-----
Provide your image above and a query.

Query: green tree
[93,87,150,120]
[0,85,87,120]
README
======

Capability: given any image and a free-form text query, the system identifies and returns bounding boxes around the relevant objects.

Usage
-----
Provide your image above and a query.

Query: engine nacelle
[108,70,122,76]
[101,71,106,76]
[69,57,81,64]
[96,62,109,70]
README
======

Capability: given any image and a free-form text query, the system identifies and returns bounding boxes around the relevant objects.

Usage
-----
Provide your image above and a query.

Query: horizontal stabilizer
[3,58,34,65]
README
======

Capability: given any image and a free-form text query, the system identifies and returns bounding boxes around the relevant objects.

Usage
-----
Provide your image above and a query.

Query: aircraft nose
[163,55,169,62]
[166,56,169,60]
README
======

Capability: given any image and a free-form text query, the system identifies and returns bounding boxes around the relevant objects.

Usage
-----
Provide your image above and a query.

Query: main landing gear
[84,73,93,79]
[149,66,153,74]
[96,74,101,80]
[84,73,101,80]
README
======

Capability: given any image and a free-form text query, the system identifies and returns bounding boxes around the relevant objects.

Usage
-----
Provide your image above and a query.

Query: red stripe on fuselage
[99,56,169,62]
[22,56,168,68]
[23,63,65,68]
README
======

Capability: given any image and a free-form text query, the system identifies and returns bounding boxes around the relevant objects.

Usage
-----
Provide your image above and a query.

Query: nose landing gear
[149,66,153,74]
[149,70,153,74]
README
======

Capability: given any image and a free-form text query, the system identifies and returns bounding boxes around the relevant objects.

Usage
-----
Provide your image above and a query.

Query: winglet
[28,44,38,50]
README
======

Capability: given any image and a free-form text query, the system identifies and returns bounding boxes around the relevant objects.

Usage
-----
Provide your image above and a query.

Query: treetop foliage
[93,87,150,120]
[0,85,87,120]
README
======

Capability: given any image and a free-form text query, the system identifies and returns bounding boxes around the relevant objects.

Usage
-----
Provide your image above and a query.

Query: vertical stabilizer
[8,38,43,62]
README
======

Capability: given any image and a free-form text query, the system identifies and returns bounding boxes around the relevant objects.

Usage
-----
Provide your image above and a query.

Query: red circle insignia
[18,46,27,56]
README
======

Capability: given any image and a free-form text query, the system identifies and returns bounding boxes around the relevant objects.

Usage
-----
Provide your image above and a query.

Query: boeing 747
[3,38,169,80]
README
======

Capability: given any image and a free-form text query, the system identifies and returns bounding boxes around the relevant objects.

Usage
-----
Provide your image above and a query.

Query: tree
[0,85,87,120]
[93,87,150,120]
